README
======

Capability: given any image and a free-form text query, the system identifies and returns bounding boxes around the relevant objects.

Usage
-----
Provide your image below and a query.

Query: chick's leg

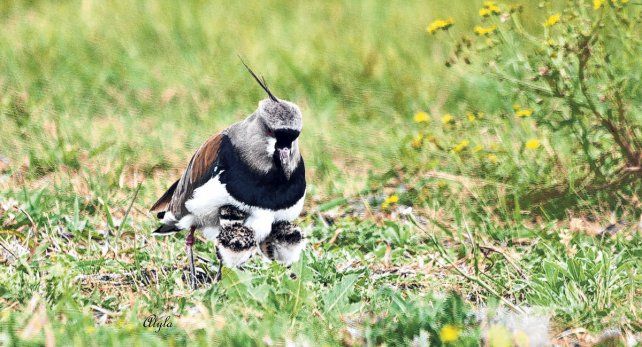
[214,248,223,282]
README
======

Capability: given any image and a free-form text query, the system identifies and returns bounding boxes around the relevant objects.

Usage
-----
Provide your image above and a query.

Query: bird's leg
[186,226,197,289]
[214,248,223,283]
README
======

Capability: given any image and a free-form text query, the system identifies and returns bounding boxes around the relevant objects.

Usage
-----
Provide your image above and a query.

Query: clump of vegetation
[413,0,641,211]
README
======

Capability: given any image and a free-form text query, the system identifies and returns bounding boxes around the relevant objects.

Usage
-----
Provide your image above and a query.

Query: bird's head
[257,98,302,177]
[241,59,302,179]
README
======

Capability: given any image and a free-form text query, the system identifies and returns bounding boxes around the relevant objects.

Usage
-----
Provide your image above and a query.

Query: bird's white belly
[184,173,304,242]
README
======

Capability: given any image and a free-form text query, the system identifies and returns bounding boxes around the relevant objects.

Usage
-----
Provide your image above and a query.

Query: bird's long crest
[239,56,278,102]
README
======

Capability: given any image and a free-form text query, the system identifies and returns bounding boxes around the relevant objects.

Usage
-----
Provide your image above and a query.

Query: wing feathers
[166,133,224,218]
[190,134,223,183]
[150,179,179,212]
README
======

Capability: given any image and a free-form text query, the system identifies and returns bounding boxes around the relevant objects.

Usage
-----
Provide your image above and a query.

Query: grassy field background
[0,1,640,346]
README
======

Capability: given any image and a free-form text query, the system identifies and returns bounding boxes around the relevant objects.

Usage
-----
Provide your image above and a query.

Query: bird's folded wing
[150,133,224,218]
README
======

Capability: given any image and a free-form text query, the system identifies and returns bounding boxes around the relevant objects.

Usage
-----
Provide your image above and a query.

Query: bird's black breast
[216,135,306,211]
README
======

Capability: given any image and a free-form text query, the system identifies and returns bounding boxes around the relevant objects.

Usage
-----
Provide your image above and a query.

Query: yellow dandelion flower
[487,325,512,347]
[515,108,533,117]
[382,195,399,209]
[473,145,483,152]
[480,2,501,17]
[467,112,476,122]
[411,134,424,148]
[525,138,541,150]
[414,111,429,123]
[544,13,561,27]
[486,153,499,163]
[453,139,470,153]
[427,18,454,34]
[594,0,604,9]
[441,114,454,124]
[474,25,497,36]
[439,324,461,343]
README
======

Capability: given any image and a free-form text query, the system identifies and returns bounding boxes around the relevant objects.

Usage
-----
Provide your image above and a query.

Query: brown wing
[151,133,223,218]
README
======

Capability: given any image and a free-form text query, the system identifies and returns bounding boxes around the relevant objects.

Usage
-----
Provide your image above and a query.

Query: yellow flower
[439,324,461,343]
[544,13,560,27]
[515,108,533,117]
[487,325,511,347]
[473,145,483,152]
[414,111,429,123]
[453,140,470,153]
[411,134,424,148]
[486,153,499,163]
[427,18,454,34]
[467,112,476,122]
[382,195,399,209]
[474,25,497,36]
[441,114,454,124]
[594,0,604,9]
[479,2,501,17]
[525,138,541,150]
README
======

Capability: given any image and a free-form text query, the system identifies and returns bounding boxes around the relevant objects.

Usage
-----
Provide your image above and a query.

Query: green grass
[1,1,640,346]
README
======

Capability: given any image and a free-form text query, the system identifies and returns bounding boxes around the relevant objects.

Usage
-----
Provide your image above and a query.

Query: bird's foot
[187,226,197,289]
